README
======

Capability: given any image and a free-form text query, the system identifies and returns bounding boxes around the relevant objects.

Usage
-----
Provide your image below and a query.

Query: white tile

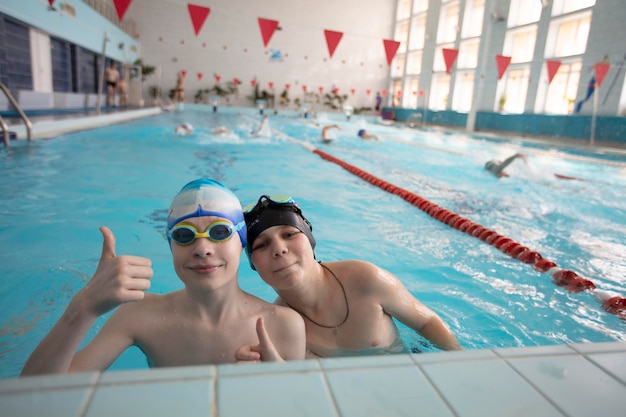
[0,387,92,417]
[218,359,320,377]
[320,354,415,370]
[218,372,335,416]
[85,378,212,417]
[508,355,626,417]
[585,352,626,384]
[0,372,99,394]
[569,341,626,354]
[421,359,563,417]
[326,366,454,417]
[99,365,214,384]
[494,344,576,358]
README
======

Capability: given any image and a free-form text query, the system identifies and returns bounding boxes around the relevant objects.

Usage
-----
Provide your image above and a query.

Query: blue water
[1,105,625,378]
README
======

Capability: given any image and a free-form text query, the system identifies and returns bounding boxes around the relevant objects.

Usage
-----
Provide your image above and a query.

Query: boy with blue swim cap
[22,179,305,376]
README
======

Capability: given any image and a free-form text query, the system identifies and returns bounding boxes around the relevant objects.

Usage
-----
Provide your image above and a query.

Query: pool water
[1,105,625,378]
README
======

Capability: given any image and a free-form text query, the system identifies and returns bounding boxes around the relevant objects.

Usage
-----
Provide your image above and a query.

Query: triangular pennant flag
[187,4,211,36]
[258,18,279,48]
[48,0,55,8]
[197,72,203,81]
[324,30,344,58]
[113,0,133,21]
[495,55,512,80]
[594,62,610,87]
[382,39,401,66]
[442,48,459,74]
[546,60,561,84]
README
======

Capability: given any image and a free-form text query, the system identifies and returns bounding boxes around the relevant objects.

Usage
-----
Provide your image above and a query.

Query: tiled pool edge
[2,341,625,417]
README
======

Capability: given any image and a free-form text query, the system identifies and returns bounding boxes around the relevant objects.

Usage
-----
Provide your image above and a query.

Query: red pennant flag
[382,89,387,96]
[419,90,424,96]
[318,86,324,93]
[442,48,459,74]
[258,18,279,48]
[333,87,339,94]
[197,72,203,81]
[366,89,371,96]
[383,39,401,66]
[233,78,240,85]
[181,70,187,77]
[215,74,221,82]
[285,83,290,90]
[350,88,355,95]
[324,30,344,58]
[48,0,55,7]
[302,85,307,92]
[594,62,610,87]
[269,82,274,89]
[250,79,256,87]
[546,60,561,84]
[113,0,133,21]
[397,90,402,97]
[187,4,211,36]
[495,55,511,80]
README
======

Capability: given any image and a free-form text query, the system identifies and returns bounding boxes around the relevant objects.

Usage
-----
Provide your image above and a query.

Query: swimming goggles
[169,221,239,245]
[243,195,301,218]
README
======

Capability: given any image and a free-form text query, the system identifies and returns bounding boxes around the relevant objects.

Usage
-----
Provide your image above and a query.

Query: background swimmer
[175,123,194,136]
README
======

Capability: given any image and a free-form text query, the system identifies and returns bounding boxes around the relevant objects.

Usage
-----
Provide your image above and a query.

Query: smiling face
[171,215,243,291]
[249,225,317,290]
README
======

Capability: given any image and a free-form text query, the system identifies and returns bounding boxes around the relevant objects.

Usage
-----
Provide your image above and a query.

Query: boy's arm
[21,227,153,375]
[495,153,526,175]
[372,265,462,351]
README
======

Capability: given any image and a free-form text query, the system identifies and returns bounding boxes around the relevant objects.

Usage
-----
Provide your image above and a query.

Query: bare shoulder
[324,260,398,293]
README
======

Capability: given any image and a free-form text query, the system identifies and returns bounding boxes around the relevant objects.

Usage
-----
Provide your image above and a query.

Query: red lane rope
[312,149,626,319]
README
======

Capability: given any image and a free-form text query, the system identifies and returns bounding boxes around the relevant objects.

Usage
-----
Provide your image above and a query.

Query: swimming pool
[1,105,625,378]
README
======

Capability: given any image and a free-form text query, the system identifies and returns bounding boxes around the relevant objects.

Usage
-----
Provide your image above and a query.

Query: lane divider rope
[309,148,626,320]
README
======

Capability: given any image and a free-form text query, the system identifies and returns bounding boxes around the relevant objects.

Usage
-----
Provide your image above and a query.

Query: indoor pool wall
[1,106,625,416]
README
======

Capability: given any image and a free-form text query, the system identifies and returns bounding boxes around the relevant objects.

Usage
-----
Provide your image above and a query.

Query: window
[51,37,73,92]
[458,39,479,69]
[404,78,420,108]
[543,61,581,114]
[1,16,32,89]
[434,45,454,72]
[413,0,428,14]
[436,1,460,44]
[391,54,406,78]
[545,13,591,58]
[396,0,412,20]
[430,73,451,110]
[409,14,427,50]
[452,71,474,112]
[461,0,485,38]
[406,51,423,74]
[500,67,531,113]
[552,0,595,16]
[395,20,410,54]
[508,0,542,27]
[77,46,98,93]
[503,26,537,63]
[391,79,402,106]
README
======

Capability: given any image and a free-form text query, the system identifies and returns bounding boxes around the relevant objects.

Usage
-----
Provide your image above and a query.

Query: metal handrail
[0,115,9,146]
[0,82,32,144]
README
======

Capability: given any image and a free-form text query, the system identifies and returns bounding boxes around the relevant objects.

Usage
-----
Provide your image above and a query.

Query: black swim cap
[244,195,316,270]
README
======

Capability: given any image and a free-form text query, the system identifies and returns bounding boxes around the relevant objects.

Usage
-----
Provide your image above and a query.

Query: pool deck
[2,342,626,416]
[2,108,626,415]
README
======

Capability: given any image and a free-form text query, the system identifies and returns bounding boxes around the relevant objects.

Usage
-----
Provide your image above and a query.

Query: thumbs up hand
[78,226,153,318]
[235,317,284,363]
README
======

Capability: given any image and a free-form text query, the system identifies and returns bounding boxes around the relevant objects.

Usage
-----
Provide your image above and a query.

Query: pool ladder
[0,82,32,146]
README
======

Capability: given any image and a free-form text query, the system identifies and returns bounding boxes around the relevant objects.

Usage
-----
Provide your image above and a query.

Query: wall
[0,0,138,64]
[126,0,395,109]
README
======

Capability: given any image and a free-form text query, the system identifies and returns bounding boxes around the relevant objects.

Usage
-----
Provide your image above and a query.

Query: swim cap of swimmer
[167,178,246,248]
[243,195,316,270]
[484,160,496,171]
[358,129,366,137]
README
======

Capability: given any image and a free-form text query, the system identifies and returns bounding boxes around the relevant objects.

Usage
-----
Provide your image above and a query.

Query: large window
[409,14,427,50]
[430,74,451,110]
[0,15,32,89]
[503,27,537,63]
[552,0,595,16]
[508,0,542,27]
[543,61,581,114]
[436,1,460,44]
[545,12,591,58]
[51,37,73,92]
[404,78,420,108]
[461,0,485,38]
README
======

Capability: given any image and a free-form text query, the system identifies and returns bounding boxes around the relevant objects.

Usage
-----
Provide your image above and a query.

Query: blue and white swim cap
[167,178,246,247]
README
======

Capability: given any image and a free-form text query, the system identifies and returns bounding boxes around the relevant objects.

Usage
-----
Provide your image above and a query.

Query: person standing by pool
[174,71,186,103]
[484,153,527,178]
[236,195,462,360]
[104,62,119,106]
[21,179,305,375]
